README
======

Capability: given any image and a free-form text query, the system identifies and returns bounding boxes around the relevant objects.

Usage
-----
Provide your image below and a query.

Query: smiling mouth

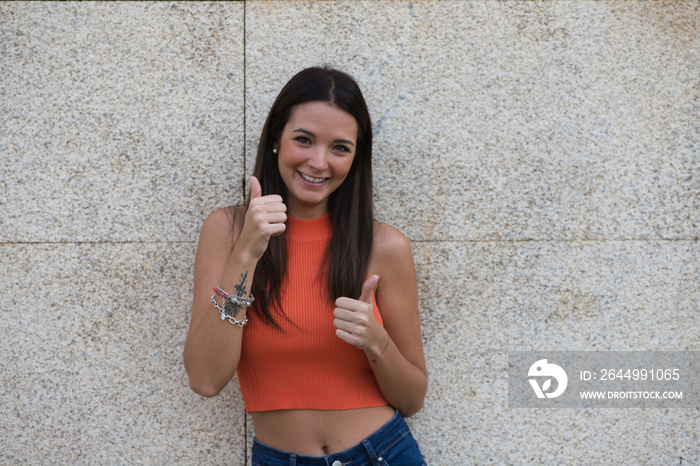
[298,171,328,184]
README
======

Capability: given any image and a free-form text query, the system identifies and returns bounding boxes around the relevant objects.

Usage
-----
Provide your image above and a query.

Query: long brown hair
[248,67,374,328]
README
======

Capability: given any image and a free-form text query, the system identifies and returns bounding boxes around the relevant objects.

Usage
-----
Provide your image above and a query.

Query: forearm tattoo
[225,271,249,317]
[234,271,248,297]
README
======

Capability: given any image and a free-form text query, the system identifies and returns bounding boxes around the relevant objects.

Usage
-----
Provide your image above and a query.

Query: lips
[298,171,328,185]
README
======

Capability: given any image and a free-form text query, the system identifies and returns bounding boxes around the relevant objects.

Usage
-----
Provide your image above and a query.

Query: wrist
[230,242,261,267]
[366,331,391,360]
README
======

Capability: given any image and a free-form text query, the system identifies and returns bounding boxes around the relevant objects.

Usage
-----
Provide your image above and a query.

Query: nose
[307,147,328,171]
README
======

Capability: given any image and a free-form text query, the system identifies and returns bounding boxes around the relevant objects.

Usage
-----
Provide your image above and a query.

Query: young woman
[184,67,427,465]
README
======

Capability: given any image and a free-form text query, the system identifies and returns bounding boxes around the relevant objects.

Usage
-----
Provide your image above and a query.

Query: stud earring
[272,148,278,155]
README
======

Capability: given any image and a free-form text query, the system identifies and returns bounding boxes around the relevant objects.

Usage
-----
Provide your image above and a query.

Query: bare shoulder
[372,221,412,259]
[200,206,246,249]
[369,221,415,280]
[193,206,246,300]
[369,222,421,353]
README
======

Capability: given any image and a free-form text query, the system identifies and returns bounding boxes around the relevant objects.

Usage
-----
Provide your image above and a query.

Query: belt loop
[289,453,297,466]
[362,439,381,465]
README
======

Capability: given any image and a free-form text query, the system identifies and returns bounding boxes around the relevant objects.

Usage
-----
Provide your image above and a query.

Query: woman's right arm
[183,177,286,397]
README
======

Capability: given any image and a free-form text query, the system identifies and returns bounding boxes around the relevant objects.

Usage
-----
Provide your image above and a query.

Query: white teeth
[299,172,326,183]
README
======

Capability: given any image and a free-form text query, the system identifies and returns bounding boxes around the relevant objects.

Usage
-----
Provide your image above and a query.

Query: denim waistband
[251,409,410,466]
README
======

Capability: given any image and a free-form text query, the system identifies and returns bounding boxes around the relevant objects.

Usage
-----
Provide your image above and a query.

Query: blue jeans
[251,409,426,466]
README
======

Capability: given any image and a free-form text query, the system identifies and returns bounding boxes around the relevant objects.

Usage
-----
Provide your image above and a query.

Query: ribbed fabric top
[236,214,388,412]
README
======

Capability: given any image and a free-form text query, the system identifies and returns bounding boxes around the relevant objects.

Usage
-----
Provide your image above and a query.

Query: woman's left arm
[333,223,427,417]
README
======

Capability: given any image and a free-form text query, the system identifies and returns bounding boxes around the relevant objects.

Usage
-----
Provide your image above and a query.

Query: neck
[287,200,329,220]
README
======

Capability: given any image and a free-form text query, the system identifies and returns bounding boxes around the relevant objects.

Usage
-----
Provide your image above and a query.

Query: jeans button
[332,462,342,466]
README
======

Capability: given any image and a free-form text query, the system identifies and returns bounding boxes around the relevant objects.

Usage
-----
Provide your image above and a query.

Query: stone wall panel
[1,2,245,243]
[413,240,699,462]
[245,0,699,242]
[1,1,698,464]
[0,243,246,464]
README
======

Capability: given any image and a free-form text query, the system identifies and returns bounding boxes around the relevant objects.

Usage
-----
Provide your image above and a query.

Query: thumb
[359,274,380,304]
[250,175,262,199]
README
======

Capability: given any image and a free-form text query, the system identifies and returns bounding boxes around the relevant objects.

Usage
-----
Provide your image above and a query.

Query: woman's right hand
[185,178,281,396]
[236,176,287,261]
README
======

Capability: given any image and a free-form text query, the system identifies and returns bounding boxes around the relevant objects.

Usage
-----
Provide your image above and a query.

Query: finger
[335,328,356,346]
[250,175,262,199]
[333,317,354,333]
[359,274,380,304]
[255,197,286,209]
[334,322,363,342]
[333,306,360,322]
[264,212,287,224]
[334,297,369,312]
[269,222,286,236]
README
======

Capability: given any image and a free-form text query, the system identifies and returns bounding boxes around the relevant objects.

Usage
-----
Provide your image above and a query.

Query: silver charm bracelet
[214,286,255,308]
[210,295,249,327]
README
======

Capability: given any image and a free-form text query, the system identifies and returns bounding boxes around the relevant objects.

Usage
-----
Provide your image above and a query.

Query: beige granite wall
[1,1,698,464]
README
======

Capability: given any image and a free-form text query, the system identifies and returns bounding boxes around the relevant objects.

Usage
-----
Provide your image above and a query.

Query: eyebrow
[292,128,355,146]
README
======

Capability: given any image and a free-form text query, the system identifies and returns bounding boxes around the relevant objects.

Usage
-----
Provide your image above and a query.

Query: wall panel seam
[0,242,199,245]
[0,240,698,246]
[243,2,249,463]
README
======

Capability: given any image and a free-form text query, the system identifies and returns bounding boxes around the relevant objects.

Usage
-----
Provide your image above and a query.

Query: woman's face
[277,101,358,219]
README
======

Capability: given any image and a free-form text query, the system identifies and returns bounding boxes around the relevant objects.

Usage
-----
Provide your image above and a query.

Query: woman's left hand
[333,275,387,351]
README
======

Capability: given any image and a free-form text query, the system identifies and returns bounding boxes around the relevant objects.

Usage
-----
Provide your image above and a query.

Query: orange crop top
[236,214,388,412]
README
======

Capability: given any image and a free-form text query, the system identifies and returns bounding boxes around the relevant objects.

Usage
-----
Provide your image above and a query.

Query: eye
[294,136,311,145]
[333,144,351,153]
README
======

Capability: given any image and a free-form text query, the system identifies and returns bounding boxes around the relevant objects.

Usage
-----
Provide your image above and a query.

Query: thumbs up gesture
[333,275,386,351]
[237,176,287,261]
